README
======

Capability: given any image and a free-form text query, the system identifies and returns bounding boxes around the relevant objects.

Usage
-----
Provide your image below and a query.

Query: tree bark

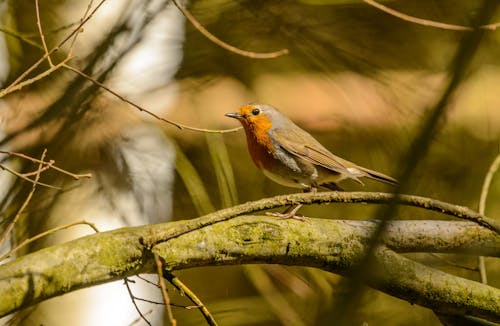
[0,216,498,321]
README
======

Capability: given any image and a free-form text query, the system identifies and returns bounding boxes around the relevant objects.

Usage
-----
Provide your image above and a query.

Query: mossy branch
[144,192,500,247]
[0,215,498,321]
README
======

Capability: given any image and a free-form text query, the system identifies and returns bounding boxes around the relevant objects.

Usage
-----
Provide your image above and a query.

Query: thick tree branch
[143,192,500,244]
[0,216,498,320]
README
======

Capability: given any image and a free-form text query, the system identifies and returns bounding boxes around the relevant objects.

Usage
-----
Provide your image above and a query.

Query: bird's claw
[266,211,308,221]
[266,204,307,221]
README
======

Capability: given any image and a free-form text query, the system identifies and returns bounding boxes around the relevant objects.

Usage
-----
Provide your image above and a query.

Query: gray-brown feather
[256,103,397,187]
[272,127,360,182]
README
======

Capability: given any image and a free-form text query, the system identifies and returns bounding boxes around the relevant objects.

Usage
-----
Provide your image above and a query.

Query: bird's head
[225,103,288,135]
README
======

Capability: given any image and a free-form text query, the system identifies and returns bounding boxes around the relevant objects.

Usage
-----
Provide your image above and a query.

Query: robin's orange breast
[243,128,321,189]
[243,127,276,170]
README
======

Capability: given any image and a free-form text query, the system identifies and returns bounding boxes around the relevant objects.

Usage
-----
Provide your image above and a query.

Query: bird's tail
[355,166,398,185]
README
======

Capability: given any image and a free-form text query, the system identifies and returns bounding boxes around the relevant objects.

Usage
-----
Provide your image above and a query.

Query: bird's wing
[272,127,359,180]
[273,128,397,186]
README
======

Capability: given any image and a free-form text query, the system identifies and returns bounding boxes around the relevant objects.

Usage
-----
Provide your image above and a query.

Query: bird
[225,103,397,219]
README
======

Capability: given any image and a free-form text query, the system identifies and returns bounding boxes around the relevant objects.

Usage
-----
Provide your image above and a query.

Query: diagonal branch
[0,150,47,246]
[171,0,288,59]
[35,0,53,66]
[364,0,500,31]
[63,64,242,134]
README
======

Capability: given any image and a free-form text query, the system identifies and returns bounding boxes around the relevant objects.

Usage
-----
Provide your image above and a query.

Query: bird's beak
[225,112,244,119]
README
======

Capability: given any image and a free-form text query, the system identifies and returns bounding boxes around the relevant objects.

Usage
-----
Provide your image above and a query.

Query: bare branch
[0,162,60,189]
[63,64,242,134]
[124,278,152,326]
[154,253,177,326]
[0,220,99,261]
[0,149,47,246]
[171,0,288,59]
[364,0,500,31]
[0,150,92,180]
[35,0,53,66]
[477,152,500,284]
[163,271,218,326]
[0,0,106,96]
[0,56,72,98]
[479,153,500,215]
[0,26,43,49]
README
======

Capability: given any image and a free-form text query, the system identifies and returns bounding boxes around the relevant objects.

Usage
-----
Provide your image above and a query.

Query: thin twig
[21,160,54,177]
[476,153,500,284]
[171,0,288,59]
[154,253,177,326]
[56,0,106,48]
[0,20,81,40]
[41,21,82,35]
[429,254,478,272]
[63,63,242,133]
[68,0,95,56]
[128,310,153,326]
[0,56,72,98]
[35,0,53,67]
[0,220,99,261]
[163,271,218,326]
[124,278,152,326]
[1,0,106,95]
[479,153,500,215]
[136,275,161,288]
[133,295,201,309]
[0,150,92,180]
[364,0,500,31]
[482,22,500,31]
[0,162,60,189]
[363,0,472,31]
[2,54,51,95]
[135,275,203,309]
[0,149,47,247]
[0,26,43,49]
[132,297,165,305]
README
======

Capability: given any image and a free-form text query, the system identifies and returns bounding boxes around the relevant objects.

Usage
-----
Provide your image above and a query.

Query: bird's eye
[251,108,260,116]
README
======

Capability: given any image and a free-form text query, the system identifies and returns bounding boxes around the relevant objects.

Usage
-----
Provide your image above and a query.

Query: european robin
[225,103,397,219]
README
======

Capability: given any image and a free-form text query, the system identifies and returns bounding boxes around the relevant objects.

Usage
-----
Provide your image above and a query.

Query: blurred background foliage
[0,0,499,325]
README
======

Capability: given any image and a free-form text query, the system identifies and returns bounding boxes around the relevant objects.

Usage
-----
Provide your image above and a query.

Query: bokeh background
[0,0,499,325]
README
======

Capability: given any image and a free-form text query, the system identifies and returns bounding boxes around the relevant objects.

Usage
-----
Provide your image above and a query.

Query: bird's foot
[266,204,307,221]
